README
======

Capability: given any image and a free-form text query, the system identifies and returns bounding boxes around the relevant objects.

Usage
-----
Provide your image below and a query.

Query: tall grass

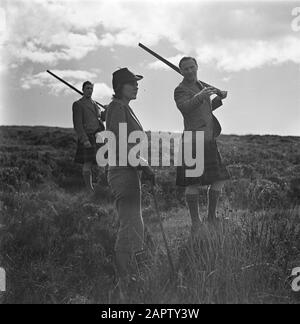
[176,207,300,303]
[1,127,299,303]
[0,184,299,304]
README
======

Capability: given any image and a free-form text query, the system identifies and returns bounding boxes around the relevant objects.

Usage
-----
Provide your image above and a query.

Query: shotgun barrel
[46,70,105,109]
[138,42,223,93]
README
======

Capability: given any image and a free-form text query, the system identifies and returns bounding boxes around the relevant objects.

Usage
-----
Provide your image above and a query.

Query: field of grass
[0,125,300,304]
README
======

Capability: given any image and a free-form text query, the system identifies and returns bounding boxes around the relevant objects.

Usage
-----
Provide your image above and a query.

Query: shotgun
[138,43,226,96]
[46,70,106,109]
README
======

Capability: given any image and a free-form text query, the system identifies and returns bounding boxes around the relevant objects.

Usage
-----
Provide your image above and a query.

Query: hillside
[1,126,299,207]
[0,126,300,304]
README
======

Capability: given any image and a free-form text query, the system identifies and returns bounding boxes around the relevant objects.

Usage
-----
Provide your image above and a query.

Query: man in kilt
[72,81,105,193]
[174,57,230,233]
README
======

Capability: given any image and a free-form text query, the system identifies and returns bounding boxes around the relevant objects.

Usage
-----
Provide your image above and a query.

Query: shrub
[289,178,300,201]
[225,179,289,210]
[0,167,22,189]
[0,187,117,304]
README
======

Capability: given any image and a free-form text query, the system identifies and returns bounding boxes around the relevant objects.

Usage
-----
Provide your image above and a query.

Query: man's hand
[197,87,219,101]
[83,140,92,149]
[141,166,156,186]
[218,90,228,99]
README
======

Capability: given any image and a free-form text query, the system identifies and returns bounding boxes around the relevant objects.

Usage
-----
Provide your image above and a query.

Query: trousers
[107,166,144,278]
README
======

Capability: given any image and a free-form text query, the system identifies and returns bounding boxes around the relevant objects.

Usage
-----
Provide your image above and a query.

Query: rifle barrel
[138,43,219,91]
[46,70,105,109]
[138,43,181,74]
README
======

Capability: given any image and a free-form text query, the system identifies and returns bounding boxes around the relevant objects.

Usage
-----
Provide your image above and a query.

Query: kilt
[176,134,230,187]
[74,133,101,165]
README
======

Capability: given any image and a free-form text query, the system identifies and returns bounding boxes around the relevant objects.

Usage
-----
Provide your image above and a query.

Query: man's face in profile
[180,59,198,82]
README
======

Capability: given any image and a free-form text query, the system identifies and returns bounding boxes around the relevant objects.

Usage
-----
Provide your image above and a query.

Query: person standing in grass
[105,68,155,298]
[174,57,230,234]
[72,81,106,193]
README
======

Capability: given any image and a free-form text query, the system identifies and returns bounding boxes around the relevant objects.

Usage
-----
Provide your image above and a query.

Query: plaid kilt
[74,133,101,165]
[176,133,230,187]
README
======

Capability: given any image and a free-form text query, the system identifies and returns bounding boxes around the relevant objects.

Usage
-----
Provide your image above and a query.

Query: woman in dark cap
[105,68,155,297]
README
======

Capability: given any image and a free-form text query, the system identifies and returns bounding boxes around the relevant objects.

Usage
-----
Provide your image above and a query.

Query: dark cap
[112,68,143,91]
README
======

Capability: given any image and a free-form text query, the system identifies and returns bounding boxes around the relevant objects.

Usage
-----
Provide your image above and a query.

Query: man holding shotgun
[138,44,230,233]
[72,81,106,193]
[46,71,107,193]
[174,57,230,233]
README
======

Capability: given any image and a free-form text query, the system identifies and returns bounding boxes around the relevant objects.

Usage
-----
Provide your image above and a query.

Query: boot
[186,194,201,235]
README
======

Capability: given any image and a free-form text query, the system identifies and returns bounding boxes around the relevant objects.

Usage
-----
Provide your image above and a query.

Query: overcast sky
[0,0,300,135]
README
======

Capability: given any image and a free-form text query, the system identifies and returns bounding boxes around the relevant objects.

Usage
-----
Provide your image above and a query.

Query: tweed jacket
[106,98,147,167]
[72,97,105,144]
[174,80,223,140]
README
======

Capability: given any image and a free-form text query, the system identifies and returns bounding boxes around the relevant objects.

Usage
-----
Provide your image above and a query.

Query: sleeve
[211,96,223,111]
[72,102,89,144]
[106,102,149,168]
[106,102,137,153]
[106,102,126,138]
[174,86,203,114]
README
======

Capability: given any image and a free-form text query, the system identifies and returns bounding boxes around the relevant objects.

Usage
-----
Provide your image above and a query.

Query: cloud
[3,1,102,65]
[139,2,300,72]
[21,70,97,89]
[147,54,184,71]
[3,0,188,65]
[222,76,232,82]
[93,83,112,101]
[146,35,300,73]
[0,6,6,37]
[2,0,299,73]
[20,69,112,99]
[0,6,7,74]
[196,36,300,72]
[13,32,100,64]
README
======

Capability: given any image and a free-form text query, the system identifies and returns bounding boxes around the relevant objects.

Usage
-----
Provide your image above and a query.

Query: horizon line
[0,124,299,138]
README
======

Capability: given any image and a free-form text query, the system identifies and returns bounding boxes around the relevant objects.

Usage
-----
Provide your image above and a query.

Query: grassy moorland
[0,125,299,304]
